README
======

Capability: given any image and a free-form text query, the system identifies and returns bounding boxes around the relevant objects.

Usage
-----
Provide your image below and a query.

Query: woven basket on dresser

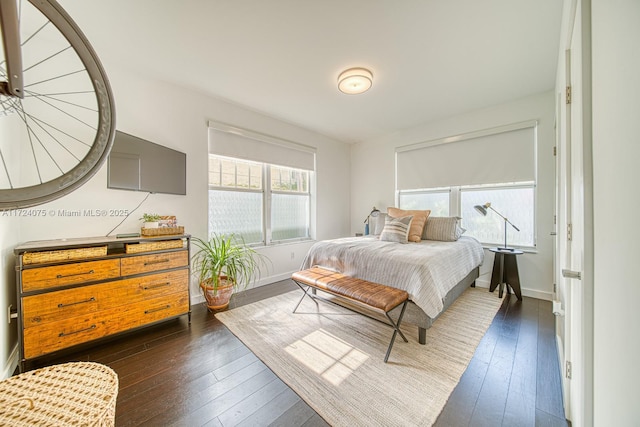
[0,362,119,426]
[22,246,108,265]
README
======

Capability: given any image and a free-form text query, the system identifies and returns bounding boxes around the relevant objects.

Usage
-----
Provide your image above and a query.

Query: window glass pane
[270,165,308,193]
[208,157,221,186]
[211,156,262,190]
[461,185,534,247]
[220,158,236,187]
[208,190,263,244]
[271,193,309,240]
[399,191,449,216]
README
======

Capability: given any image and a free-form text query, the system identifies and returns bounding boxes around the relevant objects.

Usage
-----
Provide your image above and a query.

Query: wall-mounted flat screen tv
[107,131,187,195]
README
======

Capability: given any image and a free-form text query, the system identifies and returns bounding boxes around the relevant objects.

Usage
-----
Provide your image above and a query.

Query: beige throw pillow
[379,215,413,243]
[387,207,431,243]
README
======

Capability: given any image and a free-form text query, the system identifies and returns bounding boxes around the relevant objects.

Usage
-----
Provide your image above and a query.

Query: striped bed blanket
[300,235,484,318]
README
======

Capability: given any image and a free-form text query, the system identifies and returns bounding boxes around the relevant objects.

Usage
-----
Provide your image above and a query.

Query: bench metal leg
[384,300,408,363]
[292,281,308,313]
[292,280,324,313]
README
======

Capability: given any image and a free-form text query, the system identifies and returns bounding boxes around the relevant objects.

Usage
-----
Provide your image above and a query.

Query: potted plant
[191,234,268,311]
[141,213,161,229]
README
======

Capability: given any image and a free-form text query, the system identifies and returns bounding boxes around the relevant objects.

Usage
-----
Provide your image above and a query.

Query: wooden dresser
[14,234,190,371]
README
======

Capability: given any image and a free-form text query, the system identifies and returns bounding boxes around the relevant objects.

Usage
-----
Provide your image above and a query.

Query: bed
[299,233,485,344]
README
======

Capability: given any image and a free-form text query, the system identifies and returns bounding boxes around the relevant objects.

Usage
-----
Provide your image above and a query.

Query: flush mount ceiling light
[337,67,373,95]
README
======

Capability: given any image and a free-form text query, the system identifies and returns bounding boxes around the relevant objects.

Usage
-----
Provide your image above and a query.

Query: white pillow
[423,216,465,242]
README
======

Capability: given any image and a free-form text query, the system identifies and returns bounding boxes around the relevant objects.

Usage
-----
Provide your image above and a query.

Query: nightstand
[489,247,523,300]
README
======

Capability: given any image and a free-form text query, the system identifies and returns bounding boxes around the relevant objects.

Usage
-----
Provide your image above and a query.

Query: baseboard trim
[190,270,296,306]
[556,334,569,419]
[2,344,19,379]
[475,278,552,301]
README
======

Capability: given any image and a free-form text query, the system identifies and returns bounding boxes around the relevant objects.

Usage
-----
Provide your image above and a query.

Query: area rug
[216,287,503,427]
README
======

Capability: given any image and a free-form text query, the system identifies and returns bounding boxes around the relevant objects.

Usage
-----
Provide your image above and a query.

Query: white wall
[0,217,20,377]
[592,0,640,424]
[350,91,556,300]
[1,66,351,377]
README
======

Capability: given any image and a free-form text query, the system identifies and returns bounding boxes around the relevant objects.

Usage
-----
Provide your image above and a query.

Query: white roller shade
[208,121,316,171]
[396,121,536,190]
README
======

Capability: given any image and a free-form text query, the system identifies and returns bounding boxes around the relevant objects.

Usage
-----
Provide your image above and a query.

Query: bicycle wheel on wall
[0,0,115,209]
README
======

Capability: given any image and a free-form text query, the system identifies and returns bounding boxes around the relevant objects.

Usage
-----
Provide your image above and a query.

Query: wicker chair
[0,362,118,426]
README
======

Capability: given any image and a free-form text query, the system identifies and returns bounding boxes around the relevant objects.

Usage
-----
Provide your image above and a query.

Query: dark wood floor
[33,280,568,426]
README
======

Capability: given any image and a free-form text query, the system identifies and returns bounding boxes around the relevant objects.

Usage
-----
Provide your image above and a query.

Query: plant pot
[143,221,159,229]
[200,276,235,311]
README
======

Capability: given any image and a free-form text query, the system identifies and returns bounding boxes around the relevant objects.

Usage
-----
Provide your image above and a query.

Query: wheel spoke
[0,147,13,188]
[14,101,45,184]
[25,68,86,89]
[25,88,97,130]
[24,112,92,148]
[27,91,98,112]
[21,109,84,162]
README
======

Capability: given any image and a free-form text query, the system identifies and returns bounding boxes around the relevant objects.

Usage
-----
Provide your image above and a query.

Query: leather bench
[291,266,409,363]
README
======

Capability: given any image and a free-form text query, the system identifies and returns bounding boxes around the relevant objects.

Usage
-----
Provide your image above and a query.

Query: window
[398,181,535,248]
[395,121,537,249]
[207,122,316,245]
[208,155,311,245]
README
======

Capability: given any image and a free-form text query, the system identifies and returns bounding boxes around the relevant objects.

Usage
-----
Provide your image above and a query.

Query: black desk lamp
[474,202,520,251]
[363,207,380,235]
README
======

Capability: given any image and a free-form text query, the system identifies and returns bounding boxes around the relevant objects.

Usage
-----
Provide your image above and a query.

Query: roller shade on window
[208,121,316,171]
[396,121,536,190]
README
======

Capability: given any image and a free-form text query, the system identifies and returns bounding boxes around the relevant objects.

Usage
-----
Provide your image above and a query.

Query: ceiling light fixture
[337,67,373,95]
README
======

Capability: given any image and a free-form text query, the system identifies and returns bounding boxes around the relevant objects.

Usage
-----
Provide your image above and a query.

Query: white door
[556,0,593,424]
[556,44,578,424]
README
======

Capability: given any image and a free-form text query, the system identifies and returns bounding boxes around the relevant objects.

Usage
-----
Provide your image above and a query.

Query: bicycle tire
[0,0,115,209]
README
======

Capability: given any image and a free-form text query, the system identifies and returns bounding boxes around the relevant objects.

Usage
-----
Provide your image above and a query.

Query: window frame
[208,155,312,246]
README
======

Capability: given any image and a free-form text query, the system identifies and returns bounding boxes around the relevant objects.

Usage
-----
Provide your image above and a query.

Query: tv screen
[107,131,187,195]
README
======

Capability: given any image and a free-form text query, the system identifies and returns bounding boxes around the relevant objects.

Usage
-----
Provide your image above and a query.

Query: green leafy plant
[141,213,161,222]
[191,234,268,292]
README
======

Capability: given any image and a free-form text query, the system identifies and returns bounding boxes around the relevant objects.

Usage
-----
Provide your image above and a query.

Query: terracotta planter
[200,276,235,311]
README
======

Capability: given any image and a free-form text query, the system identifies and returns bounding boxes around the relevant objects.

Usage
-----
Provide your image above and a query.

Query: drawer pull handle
[143,282,171,290]
[56,269,95,279]
[144,259,169,266]
[59,324,96,337]
[145,305,171,314]
[58,297,96,308]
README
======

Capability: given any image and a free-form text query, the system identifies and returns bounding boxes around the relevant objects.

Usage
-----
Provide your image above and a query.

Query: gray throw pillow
[423,216,466,242]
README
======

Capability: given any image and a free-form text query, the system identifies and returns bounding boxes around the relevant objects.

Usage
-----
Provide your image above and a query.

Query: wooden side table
[489,248,523,300]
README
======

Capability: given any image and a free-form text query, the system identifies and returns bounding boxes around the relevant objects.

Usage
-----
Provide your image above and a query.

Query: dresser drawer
[21,269,188,328]
[21,259,120,293]
[120,250,188,276]
[23,292,190,359]
[116,268,189,301]
[23,285,100,328]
